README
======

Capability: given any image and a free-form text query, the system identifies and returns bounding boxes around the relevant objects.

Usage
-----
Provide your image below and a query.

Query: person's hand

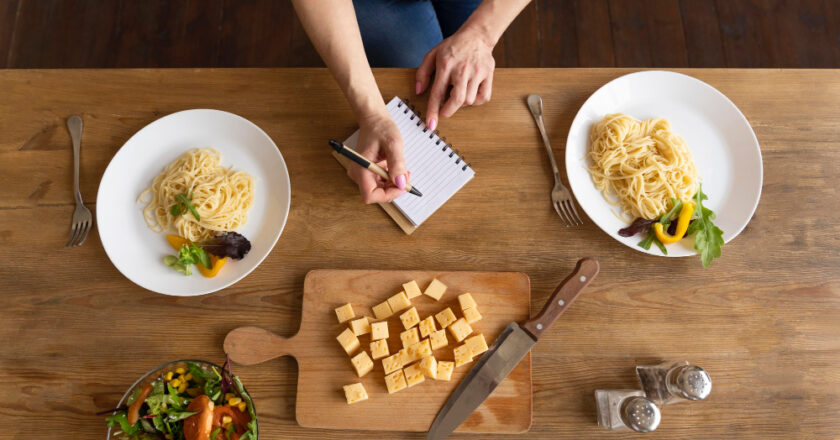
[416,27,495,130]
[348,111,409,204]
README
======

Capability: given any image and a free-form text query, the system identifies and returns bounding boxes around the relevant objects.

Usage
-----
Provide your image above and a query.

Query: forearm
[291,0,385,119]
[460,0,532,46]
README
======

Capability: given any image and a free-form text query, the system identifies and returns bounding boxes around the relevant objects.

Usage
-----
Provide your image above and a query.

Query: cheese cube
[400,307,420,330]
[403,280,422,298]
[398,348,411,366]
[343,382,368,404]
[336,328,360,355]
[370,321,389,340]
[403,363,425,387]
[335,303,355,323]
[465,334,488,358]
[406,339,432,363]
[436,361,454,381]
[458,293,477,311]
[463,307,482,324]
[383,353,403,375]
[435,308,457,329]
[384,370,407,394]
[372,301,393,320]
[418,316,436,338]
[423,278,447,301]
[448,318,473,342]
[350,317,371,336]
[370,339,389,360]
[420,355,438,379]
[387,291,412,312]
[350,351,374,377]
[400,327,420,348]
[454,344,473,367]
[429,329,449,350]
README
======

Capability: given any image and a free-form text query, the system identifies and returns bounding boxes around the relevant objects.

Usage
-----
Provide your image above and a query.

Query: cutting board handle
[521,258,599,340]
[224,326,300,366]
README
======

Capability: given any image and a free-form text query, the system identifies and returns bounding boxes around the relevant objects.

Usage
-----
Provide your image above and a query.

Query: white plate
[97,109,291,295]
[566,71,762,256]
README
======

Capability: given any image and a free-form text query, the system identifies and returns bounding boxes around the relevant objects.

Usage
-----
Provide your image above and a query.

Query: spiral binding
[398,98,471,171]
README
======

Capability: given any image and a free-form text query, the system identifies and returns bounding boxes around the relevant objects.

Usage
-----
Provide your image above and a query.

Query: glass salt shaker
[636,361,712,405]
[595,389,661,432]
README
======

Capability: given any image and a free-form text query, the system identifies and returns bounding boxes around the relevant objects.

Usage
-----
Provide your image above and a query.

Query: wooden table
[0,68,838,439]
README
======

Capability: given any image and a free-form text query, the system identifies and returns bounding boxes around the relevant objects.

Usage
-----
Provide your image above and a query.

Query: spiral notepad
[340,96,475,231]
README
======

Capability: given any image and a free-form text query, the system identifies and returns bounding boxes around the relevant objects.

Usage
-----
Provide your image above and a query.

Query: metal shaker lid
[620,396,661,433]
[673,365,712,400]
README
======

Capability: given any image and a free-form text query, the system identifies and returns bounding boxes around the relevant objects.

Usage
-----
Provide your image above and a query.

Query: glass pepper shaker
[595,389,661,432]
[636,361,712,405]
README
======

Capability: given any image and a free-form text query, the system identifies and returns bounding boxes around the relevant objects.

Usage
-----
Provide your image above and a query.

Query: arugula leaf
[187,362,218,382]
[166,410,198,422]
[106,412,141,435]
[659,198,683,228]
[690,185,725,267]
[211,427,222,440]
[226,423,236,439]
[169,193,201,221]
[234,375,259,439]
[638,229,668,255]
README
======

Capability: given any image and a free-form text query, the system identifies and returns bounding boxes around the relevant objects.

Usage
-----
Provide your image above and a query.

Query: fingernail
[415,81,422,95]
[428,118,437,131]
[395,174,406,190]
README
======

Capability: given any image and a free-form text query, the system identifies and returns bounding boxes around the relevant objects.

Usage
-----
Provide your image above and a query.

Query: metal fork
[65,116,93,247]
[526,94,583,226]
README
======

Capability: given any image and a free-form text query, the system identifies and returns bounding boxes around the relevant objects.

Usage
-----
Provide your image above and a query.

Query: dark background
[1,0,838,69]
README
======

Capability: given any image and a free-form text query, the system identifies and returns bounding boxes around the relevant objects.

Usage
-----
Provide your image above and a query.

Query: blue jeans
[352,0,482,67]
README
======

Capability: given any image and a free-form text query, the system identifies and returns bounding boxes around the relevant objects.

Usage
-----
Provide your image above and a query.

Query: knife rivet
[536,323,543,330]
[558,299,565,306]
[580,275,587,282]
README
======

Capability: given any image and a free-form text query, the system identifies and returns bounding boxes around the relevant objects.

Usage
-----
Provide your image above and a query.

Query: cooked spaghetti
[139,148,254,242]
[588,114,698,220]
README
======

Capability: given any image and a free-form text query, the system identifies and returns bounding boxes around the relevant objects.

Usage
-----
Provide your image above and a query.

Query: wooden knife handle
[224,326,299,366]
[521,258,599,340]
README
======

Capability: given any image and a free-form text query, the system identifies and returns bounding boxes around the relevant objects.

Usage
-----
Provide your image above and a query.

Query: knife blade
[426,258,600,439]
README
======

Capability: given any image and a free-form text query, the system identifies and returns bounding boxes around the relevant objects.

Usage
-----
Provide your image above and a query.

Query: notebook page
[343,96,475,226]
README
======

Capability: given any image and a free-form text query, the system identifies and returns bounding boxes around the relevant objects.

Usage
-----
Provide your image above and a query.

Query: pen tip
[410,187,423,197]
[328,139,342,151]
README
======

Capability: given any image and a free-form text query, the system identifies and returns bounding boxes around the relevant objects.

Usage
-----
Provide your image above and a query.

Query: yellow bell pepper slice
[654,201,696,244]
[166,234,190,251]
[165,234,227,278]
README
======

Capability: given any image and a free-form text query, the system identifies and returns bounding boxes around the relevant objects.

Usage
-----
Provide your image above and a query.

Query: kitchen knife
[426,258,600,439]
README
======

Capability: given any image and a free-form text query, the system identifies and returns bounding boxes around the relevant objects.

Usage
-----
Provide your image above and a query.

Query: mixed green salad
[104,359,256,440]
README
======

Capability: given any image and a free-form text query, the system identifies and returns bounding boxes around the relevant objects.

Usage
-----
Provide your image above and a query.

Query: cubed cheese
[454,344,473,367]
[343,382,368,404]
[406,339,432,362]
[334,303,355,323]
[403,280,422,298]
[370,339,389,360]
[420,355,438,379]
[465,334,489,358]
[336,328,360,355]
[448,318,473,342]
[400,327,420,348]
[400,307,420,330]
[350,351,374,377]
[436,361,454,381]
[435,307,457,329]
[398,348,411,366]
[458,293,477,311]
[418,316,436,338]
[382,353,403,375]
[384,370,407,394]
[372,301,393,320]
[350,316,371,336]
[403,363,425,387]
[370,321,389,340]
[463,307,482,324]
[429,329,449,350]
[387,291,412,312]
[423,278,447,301]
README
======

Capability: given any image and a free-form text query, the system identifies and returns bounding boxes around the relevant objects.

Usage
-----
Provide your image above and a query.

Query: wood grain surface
[224,270,531,433]
[0,68,839,439]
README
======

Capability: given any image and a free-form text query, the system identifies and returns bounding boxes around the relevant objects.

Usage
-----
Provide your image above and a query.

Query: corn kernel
[237,401,247,412]
[225,393,235,401]
[164,371,174,381]
[228,397,242,406]
[183,372,193,381]
[177,382,187,393]
[175,367,186,375]
[222,415,232,425]
[169,378,181,388]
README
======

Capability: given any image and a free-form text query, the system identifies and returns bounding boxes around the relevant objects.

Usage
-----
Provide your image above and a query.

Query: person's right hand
[348,111,409,204]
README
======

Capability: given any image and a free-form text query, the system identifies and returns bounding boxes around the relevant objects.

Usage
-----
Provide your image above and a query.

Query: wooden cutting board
[225,269,532,433]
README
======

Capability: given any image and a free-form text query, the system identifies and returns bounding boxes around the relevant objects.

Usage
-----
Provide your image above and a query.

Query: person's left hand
[415,27,495,131]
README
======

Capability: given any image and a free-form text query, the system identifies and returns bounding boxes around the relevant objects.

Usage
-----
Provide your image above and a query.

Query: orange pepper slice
[165,234,227,278]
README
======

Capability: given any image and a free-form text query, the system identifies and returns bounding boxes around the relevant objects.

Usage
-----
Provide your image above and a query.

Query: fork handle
[67,116,84,205]
[528,100,562,183]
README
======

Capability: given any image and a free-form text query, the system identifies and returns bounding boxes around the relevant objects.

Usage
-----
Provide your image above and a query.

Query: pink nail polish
[395,174,406,190]
[415,81,422,95]
[428,118,437,131]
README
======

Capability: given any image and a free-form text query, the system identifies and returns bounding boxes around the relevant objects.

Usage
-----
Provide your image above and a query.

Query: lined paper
[344,96,475,226]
